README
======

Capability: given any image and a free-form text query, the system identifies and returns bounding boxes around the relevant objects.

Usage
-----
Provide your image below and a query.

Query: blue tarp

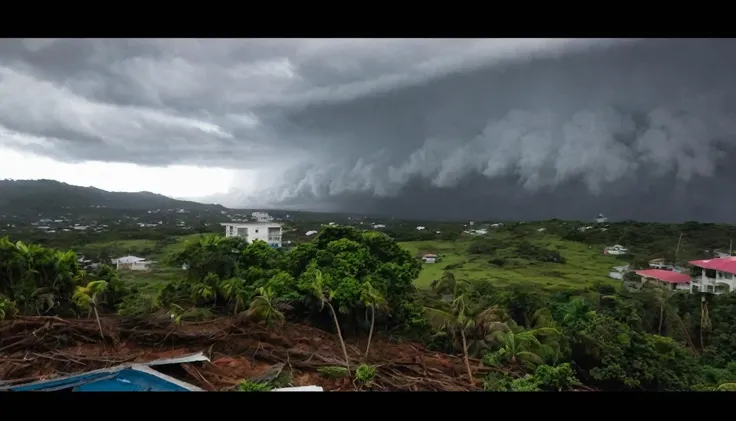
[0,352,208,392]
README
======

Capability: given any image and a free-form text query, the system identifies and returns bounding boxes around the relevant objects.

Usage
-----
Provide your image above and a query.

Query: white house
[595,213,609,223]
[221,222,283,248]
[112,255,153,271]
[305,230,318,236]
[634,269,691,292]
[647,258,683,272]
[604,245,629,255]
[422,254,437,264]
[609,264,631,280]
[689,256,736,295]
[251,212,274,222]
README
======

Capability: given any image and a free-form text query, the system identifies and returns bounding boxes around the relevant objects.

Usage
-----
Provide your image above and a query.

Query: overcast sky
[2,38,736,222]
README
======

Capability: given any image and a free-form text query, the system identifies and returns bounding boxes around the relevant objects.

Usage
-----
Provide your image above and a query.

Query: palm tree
[560,298,591,328]
[465,305,515,357]
[642,285,696,351]
[452,294,476,386]
[360,281,386,359]
[717,383,736,391]
[31,287,56,315]
[430,271,469,298]
[700,294,712,350]
[245,287,285,327]
[191,281,216,304]
[490,327,560,368]
[220,277,247,316]
[427,291,479,385]
[0,297,15,321]
[72,280,108,341]
[306,269,351,375]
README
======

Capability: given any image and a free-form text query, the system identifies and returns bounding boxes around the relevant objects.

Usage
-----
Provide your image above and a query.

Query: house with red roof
[688,256,736,295]
[634,269,691,292]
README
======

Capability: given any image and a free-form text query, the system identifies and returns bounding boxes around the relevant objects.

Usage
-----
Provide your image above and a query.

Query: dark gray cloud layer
[2,38,736,222]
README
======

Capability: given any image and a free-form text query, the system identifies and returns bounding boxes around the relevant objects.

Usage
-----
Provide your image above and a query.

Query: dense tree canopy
[3,224,736,391]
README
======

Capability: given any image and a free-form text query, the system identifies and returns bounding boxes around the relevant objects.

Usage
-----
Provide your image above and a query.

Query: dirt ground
[0,315,499,391]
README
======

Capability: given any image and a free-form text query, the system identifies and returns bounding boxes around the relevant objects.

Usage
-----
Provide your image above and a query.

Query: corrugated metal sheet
[146,352,209,366]
[1,352,210,392]
[273,385,323,392]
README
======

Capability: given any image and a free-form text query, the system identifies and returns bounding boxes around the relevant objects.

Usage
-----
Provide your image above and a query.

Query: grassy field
[399,233,624,291]
[117,268,184,297]
[82,233,215,261]
[86,233,216,297]
[88,228,625,295]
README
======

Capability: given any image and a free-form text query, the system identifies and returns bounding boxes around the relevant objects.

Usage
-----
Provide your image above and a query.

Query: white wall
[609,271,624,280]
[691,269,736,295]
[675,283,690,291]
[223,223,282,247]
[131,261,152,271]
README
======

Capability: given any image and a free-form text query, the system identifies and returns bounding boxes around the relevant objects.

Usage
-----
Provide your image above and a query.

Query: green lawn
[83,238,158,252]
[118,267,184,297]
[400,233,623,292]
[82,233,216,261]
[157,233,216,261]
[90,229,623,295]
[86,233,217,296]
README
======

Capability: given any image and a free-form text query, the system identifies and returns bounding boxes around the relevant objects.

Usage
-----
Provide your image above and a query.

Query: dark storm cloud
[1,38,736,222]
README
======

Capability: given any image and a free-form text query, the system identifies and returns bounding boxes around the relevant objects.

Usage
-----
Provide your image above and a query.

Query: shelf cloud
[2,38,736,222]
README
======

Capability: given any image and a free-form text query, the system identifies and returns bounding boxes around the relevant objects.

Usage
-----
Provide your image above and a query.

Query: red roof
[635,269,691,284]
[688,257,736,275]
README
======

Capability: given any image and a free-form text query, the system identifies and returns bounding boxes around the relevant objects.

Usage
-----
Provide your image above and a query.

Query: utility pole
[675,233,683,265]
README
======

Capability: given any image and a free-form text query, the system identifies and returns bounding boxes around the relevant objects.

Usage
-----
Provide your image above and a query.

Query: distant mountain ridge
[0,179,227,213]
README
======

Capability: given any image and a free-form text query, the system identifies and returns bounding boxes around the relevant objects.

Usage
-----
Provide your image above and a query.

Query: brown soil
[0,316,500,391]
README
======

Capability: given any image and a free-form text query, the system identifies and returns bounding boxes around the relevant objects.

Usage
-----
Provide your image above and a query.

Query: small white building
[221,222,283,248]
[635,269,691,292]
[251,212,274,222]
[112,255,153,271]
[609,264,631,280]
[595,213,609,223]
[422,254,437,264]
[604,245,629,256]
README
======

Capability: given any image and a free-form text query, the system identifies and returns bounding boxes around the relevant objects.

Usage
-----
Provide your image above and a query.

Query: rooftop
[114,255,145,264]
[635,269,691,284]
[221,222,281,227]
[689,257,736,275]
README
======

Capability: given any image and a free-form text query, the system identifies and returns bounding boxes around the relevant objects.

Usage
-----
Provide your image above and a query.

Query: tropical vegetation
[2,224,736,391]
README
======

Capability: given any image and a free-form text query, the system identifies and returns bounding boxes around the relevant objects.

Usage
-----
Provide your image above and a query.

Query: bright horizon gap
[0,147,239,199]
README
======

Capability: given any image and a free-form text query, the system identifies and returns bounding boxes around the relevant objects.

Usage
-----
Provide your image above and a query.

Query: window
[255,229,259,233]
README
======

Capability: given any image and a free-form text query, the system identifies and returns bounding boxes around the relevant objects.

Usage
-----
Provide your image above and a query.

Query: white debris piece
[272,385,324,392]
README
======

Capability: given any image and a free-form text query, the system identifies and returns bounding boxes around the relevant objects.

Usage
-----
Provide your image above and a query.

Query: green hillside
[400,234,622,291]
[0,179,225,213]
